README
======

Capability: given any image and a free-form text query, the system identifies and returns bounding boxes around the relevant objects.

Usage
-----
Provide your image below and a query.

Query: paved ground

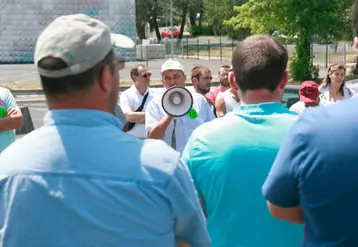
[0,58,231,85]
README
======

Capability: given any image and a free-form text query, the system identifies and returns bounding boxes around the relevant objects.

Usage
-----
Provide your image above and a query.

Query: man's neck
[46,93,110,113]
[240,89,281,105]
[135,83,148,96]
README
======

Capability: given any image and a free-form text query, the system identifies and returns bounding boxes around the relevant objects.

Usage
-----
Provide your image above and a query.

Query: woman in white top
[319,64,354,104]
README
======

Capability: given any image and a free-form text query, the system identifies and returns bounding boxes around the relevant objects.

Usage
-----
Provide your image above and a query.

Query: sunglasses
[140,73,152,78]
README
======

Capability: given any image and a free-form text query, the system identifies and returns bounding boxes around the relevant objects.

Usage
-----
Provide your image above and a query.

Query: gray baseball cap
[34,14,135,78]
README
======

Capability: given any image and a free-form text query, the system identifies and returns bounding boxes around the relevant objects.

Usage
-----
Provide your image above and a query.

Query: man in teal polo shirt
[182,34,303,247]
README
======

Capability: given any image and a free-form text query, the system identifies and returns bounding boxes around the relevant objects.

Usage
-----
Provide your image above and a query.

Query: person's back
[182,105,302,247]
[0,110,209,246]
[0,14,210,247]
[182,34,303,247]
[263,97,358,246]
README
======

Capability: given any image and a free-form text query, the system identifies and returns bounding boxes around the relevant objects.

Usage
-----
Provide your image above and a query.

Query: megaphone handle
[171,119,177,150]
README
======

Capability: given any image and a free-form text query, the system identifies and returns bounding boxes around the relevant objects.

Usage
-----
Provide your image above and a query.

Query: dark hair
[218,65,230,74]
[353,0,358,36]
[130,64,146,82]
[231,34,288,93]
[38,50,115,96]
[191,66,211,81]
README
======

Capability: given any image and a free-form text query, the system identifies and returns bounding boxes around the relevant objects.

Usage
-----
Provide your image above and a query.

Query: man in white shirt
[146,59,215,154]
[289,81,321,114]
[120,65,156,138]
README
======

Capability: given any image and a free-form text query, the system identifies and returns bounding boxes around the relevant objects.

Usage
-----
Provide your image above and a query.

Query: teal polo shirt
[182,102,303,247]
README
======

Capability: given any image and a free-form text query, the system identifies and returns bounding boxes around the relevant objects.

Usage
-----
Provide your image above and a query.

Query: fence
[137,38,357,69]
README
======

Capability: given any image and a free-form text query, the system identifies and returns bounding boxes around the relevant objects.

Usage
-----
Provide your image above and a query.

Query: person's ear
[192,77,198,85]
[98,66,112,94]
[278,71,288,90]
[229,72,238,90]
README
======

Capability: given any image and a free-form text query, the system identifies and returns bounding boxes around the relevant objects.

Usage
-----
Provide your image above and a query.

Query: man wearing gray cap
[0,14,210,247]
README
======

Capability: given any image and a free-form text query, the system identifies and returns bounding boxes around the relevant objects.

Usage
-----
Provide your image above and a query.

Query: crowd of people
[0,1,358,246]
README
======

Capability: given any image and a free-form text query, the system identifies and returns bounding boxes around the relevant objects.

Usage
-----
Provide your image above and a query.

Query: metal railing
[137,38,356,69]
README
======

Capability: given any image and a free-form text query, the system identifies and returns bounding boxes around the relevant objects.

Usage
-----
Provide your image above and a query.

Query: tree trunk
[178,5,187,39]
[189,10,196,28]
[198,3,203,27]
[136,22,146,41]
[151,6,162,42]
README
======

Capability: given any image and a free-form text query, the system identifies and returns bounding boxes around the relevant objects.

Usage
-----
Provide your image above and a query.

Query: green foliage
[289,52,319,81]
[203,0,249,38]
[224,0,353,80]
[189,26,214,36]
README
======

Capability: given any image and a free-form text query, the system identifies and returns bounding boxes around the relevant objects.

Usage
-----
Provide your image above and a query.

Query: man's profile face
[135,66,151,86]
[218,67,230,87]
[162,70,186,88]
[196,71,212,94]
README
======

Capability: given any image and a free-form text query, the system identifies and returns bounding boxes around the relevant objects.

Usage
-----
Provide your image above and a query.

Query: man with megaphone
[145,59,215,154]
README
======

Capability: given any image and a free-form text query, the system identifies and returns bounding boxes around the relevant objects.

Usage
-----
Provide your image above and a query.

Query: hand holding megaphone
[161,86,193,117]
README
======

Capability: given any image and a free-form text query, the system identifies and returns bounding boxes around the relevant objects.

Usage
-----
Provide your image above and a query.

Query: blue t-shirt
[0,87,19,152]
[182,102,303,247]
[263,97,358,246]
[0,109,210,247]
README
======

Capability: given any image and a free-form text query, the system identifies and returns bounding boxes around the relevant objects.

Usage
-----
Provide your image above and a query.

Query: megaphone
[162,86,193,117]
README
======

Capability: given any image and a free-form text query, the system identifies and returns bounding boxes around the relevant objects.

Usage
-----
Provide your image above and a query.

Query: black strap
[126,92,149,131]
[135,92,149,112]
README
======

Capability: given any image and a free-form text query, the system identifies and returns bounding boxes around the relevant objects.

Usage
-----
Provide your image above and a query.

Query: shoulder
[216,92,224,100]
[295,98,358,138]
[289,101,303,112]
[148,94,162,107]
[0,87,11,97]
[139,139,182,184]
[122,86,135,95]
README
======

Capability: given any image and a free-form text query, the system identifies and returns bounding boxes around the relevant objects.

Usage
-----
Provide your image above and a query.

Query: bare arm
[215,95,226,117]
[124,111,145,124]
[147,115,173,139]
[267,201,304,224]
[0,108,23,131]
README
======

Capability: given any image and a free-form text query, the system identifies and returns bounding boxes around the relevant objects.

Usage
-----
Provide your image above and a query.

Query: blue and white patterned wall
[0,0,136,63]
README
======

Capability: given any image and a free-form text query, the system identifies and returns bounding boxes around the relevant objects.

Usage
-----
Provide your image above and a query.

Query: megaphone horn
[162,86,194,117]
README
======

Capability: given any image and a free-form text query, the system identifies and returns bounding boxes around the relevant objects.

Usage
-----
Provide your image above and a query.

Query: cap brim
[111,33,135,49]
[299,95,315,103]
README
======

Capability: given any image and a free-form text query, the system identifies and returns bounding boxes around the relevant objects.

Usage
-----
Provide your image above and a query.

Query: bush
[289,50,319,81]
[189,26,214,36]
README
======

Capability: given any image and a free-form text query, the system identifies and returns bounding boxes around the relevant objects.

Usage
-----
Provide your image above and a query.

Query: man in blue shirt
[0,87,23,152]
[0,14,210,247]
[262,2,358,246]
[182,34,303,247]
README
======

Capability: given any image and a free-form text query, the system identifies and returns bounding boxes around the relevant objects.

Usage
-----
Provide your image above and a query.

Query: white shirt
[146,91,215,154]
[217,90,240,113]
[289,101,324,114]
[319,85,354,104]
[289,101,305,114]
[120,85,157,138]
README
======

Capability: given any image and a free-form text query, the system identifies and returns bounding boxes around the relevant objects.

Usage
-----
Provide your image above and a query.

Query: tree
[224,0,354,80]
[204,0,249,38]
